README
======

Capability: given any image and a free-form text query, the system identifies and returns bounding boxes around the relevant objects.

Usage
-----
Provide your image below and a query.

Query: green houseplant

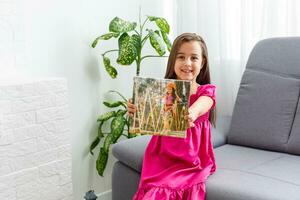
[90,13,172,176]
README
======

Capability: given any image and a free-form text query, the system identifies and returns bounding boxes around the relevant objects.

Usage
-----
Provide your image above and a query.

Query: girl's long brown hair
[164,33,216,127]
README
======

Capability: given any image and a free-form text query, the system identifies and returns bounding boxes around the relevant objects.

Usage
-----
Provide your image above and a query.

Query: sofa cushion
[246,37,300,77]
[228,69,300,152]
[206,144,300,200]
[287,96,300,155]
[228,37,300,152]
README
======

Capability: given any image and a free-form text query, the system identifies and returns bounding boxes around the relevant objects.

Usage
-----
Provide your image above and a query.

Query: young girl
[128,32,216,200]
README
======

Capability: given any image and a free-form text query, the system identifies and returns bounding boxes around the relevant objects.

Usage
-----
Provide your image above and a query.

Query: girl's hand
[186,108,197,128]
[127,99,136,117]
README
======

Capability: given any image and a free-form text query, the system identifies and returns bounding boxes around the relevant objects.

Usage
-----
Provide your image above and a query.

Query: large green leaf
[116,109,127,116]
[108,90,128,101]
[96,147,108,176]
[89,137,100,155]
[91,32,120,48]
[155,18,170,34]
[161,31,172,51]
[131,34,142,55]
[111,116,126,143]
[148,30,166,56]
[109,17,137,33]
[97,111,116,122]
[147,16,158,21]
[97,121,104,138]
[117,33,138,65]
[118,32,128,48]
[103,101,126,108]
[103,134,113,153]
[102,56,118,78]
[147,16,170,34]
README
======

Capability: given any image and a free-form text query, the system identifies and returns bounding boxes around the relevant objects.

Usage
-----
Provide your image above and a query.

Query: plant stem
[102,49,119,56]
[141,34,149,47]
[136,7,143,77]
[139,6,142,37]
[136,59,141,76]
[125,116,131,138]
[141,55,168,62]
[141,18,149,33]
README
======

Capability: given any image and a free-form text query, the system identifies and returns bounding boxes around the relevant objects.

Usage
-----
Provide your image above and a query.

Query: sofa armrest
[112,135,151,172]
[211,116,232,148]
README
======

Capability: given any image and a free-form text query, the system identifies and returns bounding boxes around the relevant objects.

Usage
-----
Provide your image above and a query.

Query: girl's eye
[192,56,199,60]
[176,55,185,59]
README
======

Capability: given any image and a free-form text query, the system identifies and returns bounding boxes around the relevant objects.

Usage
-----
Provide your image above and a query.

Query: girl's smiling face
[174,41,203,83]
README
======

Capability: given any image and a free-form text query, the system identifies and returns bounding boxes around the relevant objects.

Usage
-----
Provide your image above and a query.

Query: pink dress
[133,84,217,200]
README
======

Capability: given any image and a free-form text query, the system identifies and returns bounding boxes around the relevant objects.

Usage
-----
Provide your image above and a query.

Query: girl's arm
[187,96,214,127]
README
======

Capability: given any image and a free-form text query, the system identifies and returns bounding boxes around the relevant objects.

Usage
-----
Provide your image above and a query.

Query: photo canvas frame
[129,77,191,138]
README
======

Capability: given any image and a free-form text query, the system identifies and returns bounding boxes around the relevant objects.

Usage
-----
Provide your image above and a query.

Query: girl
[128,33,216,200]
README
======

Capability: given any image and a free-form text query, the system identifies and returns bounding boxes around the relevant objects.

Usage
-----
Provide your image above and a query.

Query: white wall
[0,0,172,199]
[0,78,73,200]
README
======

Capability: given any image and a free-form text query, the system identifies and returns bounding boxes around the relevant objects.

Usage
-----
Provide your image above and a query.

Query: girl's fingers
[127,99,136,117]
[185,115,194,128]
[128,109,135,114]
[185,114,194,122]
[127,100,136,111]
[184,115,193,123]
[128,109,134,117]
[128,107,134,112]
[128,104,136,111]
[188,122,195,128]
[127,101,136,108]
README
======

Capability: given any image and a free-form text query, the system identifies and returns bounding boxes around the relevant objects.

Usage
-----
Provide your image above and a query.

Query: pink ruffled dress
[133,84,217,200]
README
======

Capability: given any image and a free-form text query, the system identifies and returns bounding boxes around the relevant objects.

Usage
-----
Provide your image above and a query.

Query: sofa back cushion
[228,37,300,152]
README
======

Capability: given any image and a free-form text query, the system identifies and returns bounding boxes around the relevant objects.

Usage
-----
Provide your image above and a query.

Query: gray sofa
[111,37,300,200]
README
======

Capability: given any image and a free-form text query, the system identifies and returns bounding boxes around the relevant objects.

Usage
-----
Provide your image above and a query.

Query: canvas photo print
[129,77,191,138]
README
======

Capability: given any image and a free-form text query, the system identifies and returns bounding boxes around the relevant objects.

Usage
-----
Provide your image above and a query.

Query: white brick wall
[0,78,73,200]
